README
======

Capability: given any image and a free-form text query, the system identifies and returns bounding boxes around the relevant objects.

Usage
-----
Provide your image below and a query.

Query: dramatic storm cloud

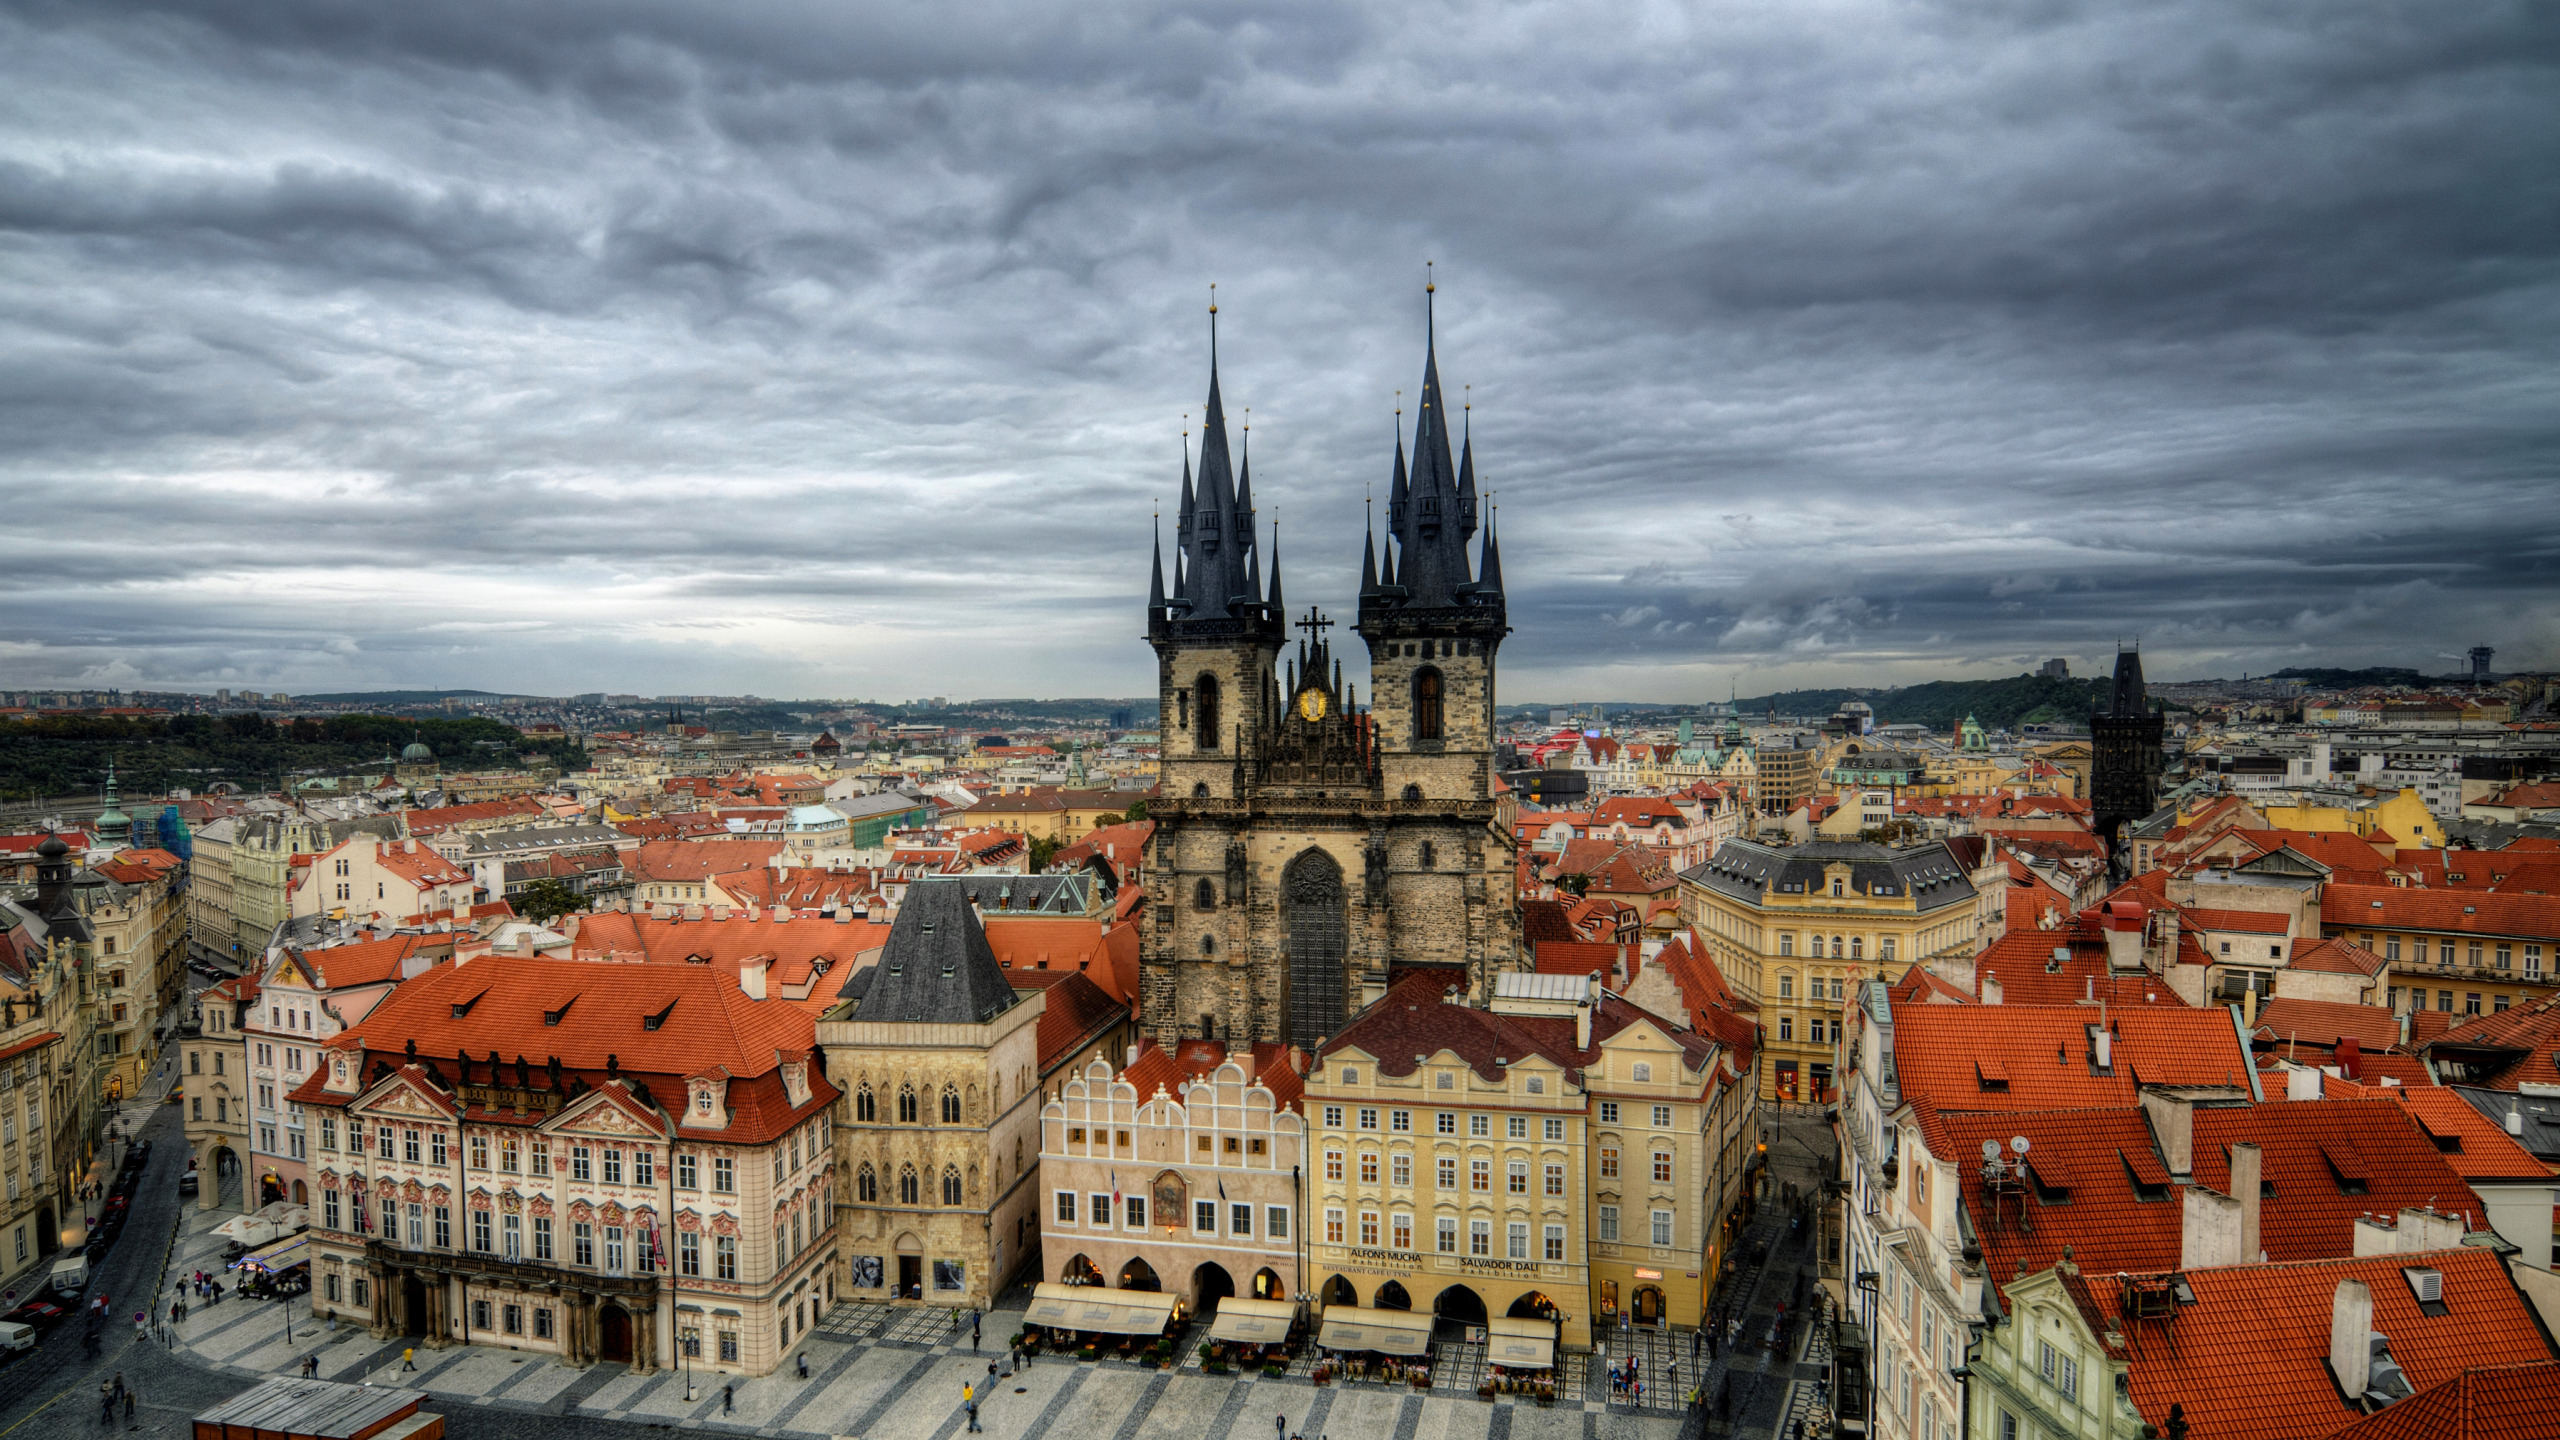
[3,0,2555,701]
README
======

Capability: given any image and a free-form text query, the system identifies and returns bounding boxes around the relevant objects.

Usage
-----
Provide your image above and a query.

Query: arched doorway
[895,1232,925,1299]
[260,1170,285,1206]
[1060,1253,1102,1286]
[1321,1274,1359,1307]
[600,1304,634,1364]
[1250,1268,1285,1301]
[1633,1286,1665,1325]
[1119,1257,1161,1292]
[400,1274,428,1336]
[1374,1280,1412,1311]
[1507,1291,1559,1322]
[1191,1263,1235,1314]
[1432,1285,1486,1336]
[292,1180,307,1206]
[1283,850,1347,1046]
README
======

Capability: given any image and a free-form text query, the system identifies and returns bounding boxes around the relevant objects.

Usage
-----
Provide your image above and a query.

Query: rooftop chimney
[2329,1280,2374,1400]
[739,958,768,1001]
[1576,1002,1593,1051]
[2180,1184,2244,1269]
[2397,1206,2464,1251]
[2232,1142,2262,1262]
[2142,1091,2194,1176]
[2287,1066,2322,1102]
[1982,973,2003,1006]
[2337,1036,2361,1080]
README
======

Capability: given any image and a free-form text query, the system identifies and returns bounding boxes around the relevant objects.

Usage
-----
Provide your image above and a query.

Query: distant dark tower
[2090,647,2164,880]
[2470,646,2495,686]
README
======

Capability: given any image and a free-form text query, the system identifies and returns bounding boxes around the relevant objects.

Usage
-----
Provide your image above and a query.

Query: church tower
[1141,285,1521,1050]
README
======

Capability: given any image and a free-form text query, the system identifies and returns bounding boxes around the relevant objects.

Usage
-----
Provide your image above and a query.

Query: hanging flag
[1110,1169,1121,1211]
[1217,1178,1227,1202]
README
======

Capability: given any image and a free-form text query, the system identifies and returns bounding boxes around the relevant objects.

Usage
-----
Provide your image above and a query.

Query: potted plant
[1264,1361,1287,1378]
[1312,1362,1332,1386]
[1077,1345,1099,1362]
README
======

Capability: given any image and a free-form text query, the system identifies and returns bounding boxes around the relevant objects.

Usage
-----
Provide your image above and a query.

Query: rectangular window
[2528,945,2544,977]
[1325,1149,1344,1181]
[1436,1157,1457,1189]
[1599,1146,1620,1179]
[503,1304,523,1336]
[1545,1224,1565,1261]
[2385,937,2402,962]
[1599,1101,1620,1125]
[602,1149,623,1185]
[572,1146,592,1181]
[1652,1209,1674,1246]
[1544,1117,1565,1141]
[713,1156,735,1192]
[679,1231,700,1276]
[1325,1209,1345,1244]
[1266,1206,1288,1240]
[1470,1114,1490,1138]
[1779,974,1794,999]
[573,1221,594,1267]
[503,1214,521,1261]
[1436,1112,1456,1135]
[1599,1205,1619,1242]
[532,1142,549,1174]
[533,1307,553,1340]
[603,1226,624,1273]
[1389,1212,1414,1250]
[1359,1211,1379,1246]
[1090,1193,1111,1226]
[1197,1199,1218,1234]
[533,1216,554,1262]
[1779,1016,1794,1042]
[377,1127,394,1159]
[1507,1222,1529,1259]
[1390,1154,1411,1187]
[430,1132,447,1166]
[715,1235,736,1281]
[320,1116,336,1151]
[470,1135,489,1169]
[471,1299,491,1331]
[1359,1153,1379,1184]
[1358,1107,1379,1130]
[1507,1161,1529,1194]
[1126,1195,1147,1229]
[1471,1159,1492,1192]
[1779,933,1794,956]
[472,1210,492,1253]
[1507,1115,1528,1139]
[1545,1163,1565,1196]
[1390,1110,1411,1132]
[1654,1151,1675,1183]
[1437,1217,1458,1253]
[402,1129,421,1162]
[1323,1106,1343,1128]
[323,1191,341,1231]
[635,1150,654,1186]
[677,1152,697,1188]
[1470,1220,1491,1256]
[718,1331,739,1363]
[1056,1190,1076,1224]
[1652,1105,1672,1128]
[433,1206,450,1250]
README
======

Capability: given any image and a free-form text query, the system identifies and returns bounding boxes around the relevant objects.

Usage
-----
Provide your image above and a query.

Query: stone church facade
[1142,296,1523,1049]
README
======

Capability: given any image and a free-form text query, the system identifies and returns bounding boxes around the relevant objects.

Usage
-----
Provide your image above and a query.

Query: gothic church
[1142,293,1523,1047]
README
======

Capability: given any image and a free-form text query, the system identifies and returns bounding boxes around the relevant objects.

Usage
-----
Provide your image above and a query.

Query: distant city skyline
[4,4,2553,701]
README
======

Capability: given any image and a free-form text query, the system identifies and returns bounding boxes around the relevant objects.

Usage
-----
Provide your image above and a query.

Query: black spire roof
[834,877,1018,1025]
[1166,299,1262,624]
[1360,282,1506,631]
[2109,647,2147,716]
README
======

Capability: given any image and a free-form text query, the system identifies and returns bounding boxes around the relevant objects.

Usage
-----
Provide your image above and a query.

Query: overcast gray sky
[4,0,2555,704]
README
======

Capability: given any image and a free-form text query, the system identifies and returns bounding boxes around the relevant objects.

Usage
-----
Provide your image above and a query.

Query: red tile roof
[2184,907,2292,935]
[628,838,786,883]
[1118,1037,1308,1115]
[402,797,546,836]
[2417,991,2560,1091]
[283,935,443,990]
[1971,927,2188,1008]
[2325,883,2560,941]
[565,910,890,1019]
[2103,1248,2550,1440]
[2286,935,2388,977]
[1006,969,1128,1075]
[1533,940,1634,982]
[1321,980,1714,1085]
[2323,1361,2560,1440]
[2193,1099,2486,1257]
[2252,996,2404,1053]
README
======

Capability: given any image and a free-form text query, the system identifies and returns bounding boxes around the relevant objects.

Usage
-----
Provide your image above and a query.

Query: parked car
[5,1301,67,1328]
[123,1140,151,1167]
[0,1321,34,1354]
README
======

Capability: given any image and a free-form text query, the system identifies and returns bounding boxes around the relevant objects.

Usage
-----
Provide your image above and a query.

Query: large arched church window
[1412,668,1444,742]
[1196,674,1222,749]
[1283,849,1349,1046]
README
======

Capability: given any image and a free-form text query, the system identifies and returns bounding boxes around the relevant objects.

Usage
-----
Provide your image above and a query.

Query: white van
[48,1254,87,1294]
[0,1321,33,1354]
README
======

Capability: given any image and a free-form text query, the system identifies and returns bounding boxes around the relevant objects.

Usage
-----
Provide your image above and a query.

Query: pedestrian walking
[400,1346,416,1372]
[303,1355,319,1378]
[722,1383,733,1415]
[1276,1413,1288,1440]
[797,1350,809,1379]
[972,1316,981,1352]
[962,1381,980,1433]
[124,1388,136,1421]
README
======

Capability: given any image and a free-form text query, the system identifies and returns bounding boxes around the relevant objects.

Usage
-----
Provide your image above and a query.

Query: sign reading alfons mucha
[1152,1170,1187,1228]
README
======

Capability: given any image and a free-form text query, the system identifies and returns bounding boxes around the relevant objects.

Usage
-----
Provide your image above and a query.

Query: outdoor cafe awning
[1316,1305,1433,1357]
[1484,1315,1556,1370]
[1023,1282,1178,1337]
[1206,1297,1297,1345]
[232,1233,309,1275]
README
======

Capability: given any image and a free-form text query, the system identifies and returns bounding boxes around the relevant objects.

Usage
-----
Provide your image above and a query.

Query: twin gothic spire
[1150,280,1504,633]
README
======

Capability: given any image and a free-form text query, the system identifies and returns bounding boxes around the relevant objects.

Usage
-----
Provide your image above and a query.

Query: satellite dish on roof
[1981,1139,2002,1162]
[2011,1136,2032,1156]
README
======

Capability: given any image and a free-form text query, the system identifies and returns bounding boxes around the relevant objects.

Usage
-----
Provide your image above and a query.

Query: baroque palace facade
[1143,297,1523,1050]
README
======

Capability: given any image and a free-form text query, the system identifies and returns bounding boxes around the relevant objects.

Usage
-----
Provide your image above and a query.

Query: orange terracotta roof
[1971,928,2188,1008]
[1118,1037,1308,1115]
[2323,1360,2560,1440]
[284,935,440,990]
[2384,1086,2553,1183]
[2417,991,2560,1091]
[565,911,890,1020]
[627,838,786,883]
[2184,907,2292,935]
[298,958,832,1143]
[1889,1002,2252,1111]
[1533,940,1633,981]
[2104,1247,2547,1440]
[403,797,546,836]
[2252,996,2404,1053]
[2192,1098,2487,1257]
[2287,935,2389,977]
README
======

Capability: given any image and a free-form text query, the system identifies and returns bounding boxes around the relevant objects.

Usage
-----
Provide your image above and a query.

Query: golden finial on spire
[1208,280,1217,315]
[1425,259,1435,295]
[1394,388,1402,417]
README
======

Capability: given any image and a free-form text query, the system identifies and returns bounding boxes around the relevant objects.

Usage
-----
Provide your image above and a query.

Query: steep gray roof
[832,877,1018,1025]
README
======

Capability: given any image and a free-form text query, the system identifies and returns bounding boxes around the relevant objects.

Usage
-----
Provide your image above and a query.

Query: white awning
[1024,1282,1177,1336]
[1206,1298,1296,1345]
[1316,1306,1432,1357]
[232,1234,309,1274]
[1484,1315,1556,1369]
